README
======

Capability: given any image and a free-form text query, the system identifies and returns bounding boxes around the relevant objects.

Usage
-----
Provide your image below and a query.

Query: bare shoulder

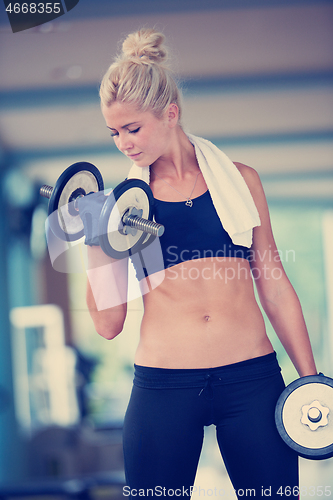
[233,161,264,198]
[233,161,271,232]
[234,161,260,186]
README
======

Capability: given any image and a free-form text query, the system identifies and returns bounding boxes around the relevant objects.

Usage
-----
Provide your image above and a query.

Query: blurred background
[0,0,332,497]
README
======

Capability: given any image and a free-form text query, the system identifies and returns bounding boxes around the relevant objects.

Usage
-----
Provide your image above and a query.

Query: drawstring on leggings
[198,374,215,400]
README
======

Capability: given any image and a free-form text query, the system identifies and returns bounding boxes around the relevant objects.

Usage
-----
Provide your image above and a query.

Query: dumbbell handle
[122,213,164,237]
[40,185,53,199]
[40,184,164,238]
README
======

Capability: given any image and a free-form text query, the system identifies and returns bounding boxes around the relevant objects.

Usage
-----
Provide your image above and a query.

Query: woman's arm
[235,162,317,377]
[86,246,128,340]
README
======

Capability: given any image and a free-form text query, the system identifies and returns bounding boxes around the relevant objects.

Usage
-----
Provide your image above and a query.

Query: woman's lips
[128,152,142,159]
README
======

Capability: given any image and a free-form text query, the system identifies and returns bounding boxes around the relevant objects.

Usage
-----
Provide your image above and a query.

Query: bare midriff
[135,257,274,368]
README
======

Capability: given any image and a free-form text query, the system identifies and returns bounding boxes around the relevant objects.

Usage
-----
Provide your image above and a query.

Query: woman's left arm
[235,162,317,378]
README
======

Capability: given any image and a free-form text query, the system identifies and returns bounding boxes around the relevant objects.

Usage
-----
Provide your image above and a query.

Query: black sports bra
[130,190,251,281]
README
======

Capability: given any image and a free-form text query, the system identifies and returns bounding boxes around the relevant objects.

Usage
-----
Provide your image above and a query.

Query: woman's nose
[118,134,133,153]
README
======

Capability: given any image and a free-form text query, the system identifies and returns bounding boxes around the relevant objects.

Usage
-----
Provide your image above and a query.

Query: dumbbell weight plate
[275,375,333,460]
[48,162,104,241]
[99,179,155,259]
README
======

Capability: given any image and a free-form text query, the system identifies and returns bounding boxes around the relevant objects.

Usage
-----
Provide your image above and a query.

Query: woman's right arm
[86,246,128,340]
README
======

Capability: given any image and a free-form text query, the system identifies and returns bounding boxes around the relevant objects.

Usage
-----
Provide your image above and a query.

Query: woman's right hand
[77,191,107,246]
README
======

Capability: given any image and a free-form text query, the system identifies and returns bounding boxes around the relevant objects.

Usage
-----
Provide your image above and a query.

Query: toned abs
[135,257,274,368]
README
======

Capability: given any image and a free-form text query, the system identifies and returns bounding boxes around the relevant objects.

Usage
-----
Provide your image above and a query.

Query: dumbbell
[275,373,333,460]
[40,162,164,259]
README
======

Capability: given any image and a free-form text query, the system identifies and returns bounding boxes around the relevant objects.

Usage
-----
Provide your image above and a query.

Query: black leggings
[123,353,298,499]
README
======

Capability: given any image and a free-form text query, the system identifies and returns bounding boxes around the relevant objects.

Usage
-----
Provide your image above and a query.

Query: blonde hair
[99,29,182,120]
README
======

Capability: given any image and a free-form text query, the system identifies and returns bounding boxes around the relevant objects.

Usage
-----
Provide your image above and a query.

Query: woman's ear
[167,103,179,128]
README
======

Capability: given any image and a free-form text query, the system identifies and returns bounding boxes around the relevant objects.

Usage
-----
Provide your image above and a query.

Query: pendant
[185,199,193,207]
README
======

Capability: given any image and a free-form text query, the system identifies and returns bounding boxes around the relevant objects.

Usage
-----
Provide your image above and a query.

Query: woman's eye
[110,127,139,138]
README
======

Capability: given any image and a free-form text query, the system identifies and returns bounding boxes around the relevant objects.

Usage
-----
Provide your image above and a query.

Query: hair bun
[122,28,168,65]
[100,27,181,118]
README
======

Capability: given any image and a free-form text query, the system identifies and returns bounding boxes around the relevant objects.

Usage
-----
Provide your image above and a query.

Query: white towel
[127,133,261,248]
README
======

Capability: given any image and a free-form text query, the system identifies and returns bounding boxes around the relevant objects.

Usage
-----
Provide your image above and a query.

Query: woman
[86,29,317,498]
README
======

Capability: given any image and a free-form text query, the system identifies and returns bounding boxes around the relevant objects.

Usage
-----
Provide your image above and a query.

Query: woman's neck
[151,127,198,180]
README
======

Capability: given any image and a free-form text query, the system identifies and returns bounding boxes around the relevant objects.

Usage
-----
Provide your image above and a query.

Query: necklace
[151,168,201,207]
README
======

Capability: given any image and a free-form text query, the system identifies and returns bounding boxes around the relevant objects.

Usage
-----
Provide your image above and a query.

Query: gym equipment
[275,374,333,460]
[40,163,164,258]
[40,162,104,242]
[99,179,164,259]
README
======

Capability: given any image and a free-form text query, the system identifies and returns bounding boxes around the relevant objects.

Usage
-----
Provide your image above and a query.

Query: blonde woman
[86,29,317,499]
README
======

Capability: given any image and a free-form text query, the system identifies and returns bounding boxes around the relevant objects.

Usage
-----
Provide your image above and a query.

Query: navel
[204,315,211,322]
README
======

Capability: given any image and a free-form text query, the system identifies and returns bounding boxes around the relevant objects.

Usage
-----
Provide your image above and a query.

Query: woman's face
[102,101,176,167]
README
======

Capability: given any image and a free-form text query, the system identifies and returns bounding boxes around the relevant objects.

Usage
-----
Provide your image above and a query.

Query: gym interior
[0,0,332,497]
